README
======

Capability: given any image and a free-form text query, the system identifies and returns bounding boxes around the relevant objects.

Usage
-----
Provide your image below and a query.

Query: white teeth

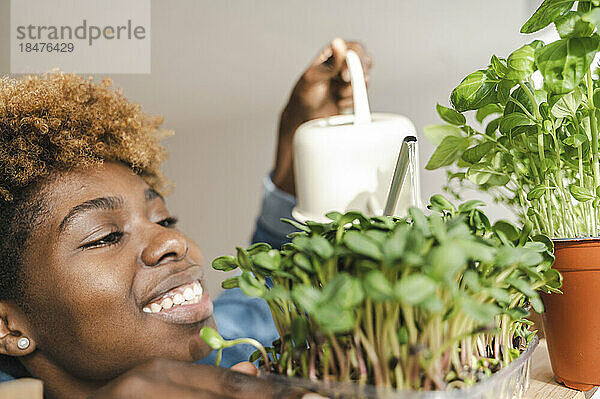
[193,296,201,304]
[183,287,194,301]
[183,300,192,305]
[173,293,184,305]
[150,303,162,313]
[143,307,151,313]
[193,283,203,296]
[161,297,173,309]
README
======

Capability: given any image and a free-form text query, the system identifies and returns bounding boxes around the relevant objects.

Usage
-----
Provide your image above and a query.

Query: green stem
[227,338,271,372]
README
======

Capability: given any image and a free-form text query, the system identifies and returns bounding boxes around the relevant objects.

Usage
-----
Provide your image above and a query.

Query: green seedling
[205,197,561,390]
[199,326,271,371]
[426,0,600,239]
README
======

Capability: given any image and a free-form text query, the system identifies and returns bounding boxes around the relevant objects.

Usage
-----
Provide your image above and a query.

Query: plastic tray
[262,335,539,399]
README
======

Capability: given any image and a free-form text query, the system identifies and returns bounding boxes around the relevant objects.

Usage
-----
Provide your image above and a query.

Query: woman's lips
[142,280,213,324]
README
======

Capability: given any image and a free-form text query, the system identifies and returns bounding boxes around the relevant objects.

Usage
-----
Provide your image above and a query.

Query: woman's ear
[0,302,36,356]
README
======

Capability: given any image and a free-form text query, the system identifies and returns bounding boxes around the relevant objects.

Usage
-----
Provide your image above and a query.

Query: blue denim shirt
[0,175,297,382]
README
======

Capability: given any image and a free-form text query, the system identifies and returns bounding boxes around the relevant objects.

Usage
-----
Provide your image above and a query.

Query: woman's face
[20,162,215,380]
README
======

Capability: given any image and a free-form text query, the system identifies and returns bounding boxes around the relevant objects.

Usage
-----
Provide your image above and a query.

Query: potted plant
[424,0,600,390]
[201,198,560,397]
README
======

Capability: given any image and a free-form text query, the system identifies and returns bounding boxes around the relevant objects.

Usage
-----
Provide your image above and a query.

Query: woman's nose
[140,229,188,267]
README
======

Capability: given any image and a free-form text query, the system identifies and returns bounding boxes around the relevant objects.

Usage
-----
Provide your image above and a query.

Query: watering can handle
[345,50,372,125]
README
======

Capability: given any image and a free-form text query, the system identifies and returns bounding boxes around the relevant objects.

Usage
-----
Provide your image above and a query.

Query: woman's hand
[88,358,321,399]
[272,38,373,196]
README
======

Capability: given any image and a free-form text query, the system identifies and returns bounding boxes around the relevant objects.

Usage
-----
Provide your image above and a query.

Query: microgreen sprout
[199,326,271,371]
[426,0,600,239]
[203,197,561,390]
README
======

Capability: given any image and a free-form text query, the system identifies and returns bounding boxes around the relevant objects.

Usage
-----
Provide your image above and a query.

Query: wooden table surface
[527,339,598,399]
[0,339,597,399]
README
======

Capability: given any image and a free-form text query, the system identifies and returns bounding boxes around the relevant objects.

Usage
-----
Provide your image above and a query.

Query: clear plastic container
[262,335,539,399]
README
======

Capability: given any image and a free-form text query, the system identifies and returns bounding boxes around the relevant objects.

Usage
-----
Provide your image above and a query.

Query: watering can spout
[383,135,422,216]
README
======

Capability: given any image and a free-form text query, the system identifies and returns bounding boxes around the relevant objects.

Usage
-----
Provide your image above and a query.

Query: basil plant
[426,0,600,238]
[204,197,561,390]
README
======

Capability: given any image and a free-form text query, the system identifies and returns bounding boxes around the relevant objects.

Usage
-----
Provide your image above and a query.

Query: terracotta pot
[541,238,600,391]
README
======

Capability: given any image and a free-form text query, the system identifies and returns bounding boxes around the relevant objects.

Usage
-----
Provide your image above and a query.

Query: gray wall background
[0,1,543,295]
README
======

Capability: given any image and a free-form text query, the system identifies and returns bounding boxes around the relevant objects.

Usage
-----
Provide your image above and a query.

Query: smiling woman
[0,39,373,399]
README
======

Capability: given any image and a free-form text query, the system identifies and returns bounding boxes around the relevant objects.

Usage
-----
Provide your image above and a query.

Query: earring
[17,337,30,350]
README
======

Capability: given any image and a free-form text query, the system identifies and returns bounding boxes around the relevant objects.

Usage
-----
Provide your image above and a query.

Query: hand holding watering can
[291,45,421,223]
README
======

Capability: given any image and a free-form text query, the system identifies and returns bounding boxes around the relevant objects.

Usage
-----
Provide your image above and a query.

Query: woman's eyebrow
[58,196,124,233]
[144,188,162,202]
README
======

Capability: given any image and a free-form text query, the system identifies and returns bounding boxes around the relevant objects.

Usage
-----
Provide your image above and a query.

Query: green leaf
[281,218,310,233]
[550,87,583,117]
[518,220,534,247]
[429,194,455,212]
[555,11,595,38]
[236,247,253,270]
[423,124,463,146]
[364,270,395,301]
[463,269,481,292]
[436,103,466,125]
[429,243,467,281]
[582,8,600,31]
[499,113,536,134]
[535,37,600,95]
[457,199,486,213]
[199,326,225,350]
[409,207,430,235]
[212,255,239,272]
[394,275,437,305]
[455,238,496,263]
[382,228,408,263]
[543,269,563,290]
[506,277,545,313]
[221,276,240,289]
[520,0,574,33]
[291,285,321,314]
[466,164,510,186]
[460,295,501,324]
[450,69,498,112]
[496,247,543,267]
[425,135,469,170]
[293,252,313,272]
[246,242,271,255]
[523,241,549,252]
[563,133,588,146]
[476,103,503,123]
[462,142,495,164]
[310,235,334,259]
[422,296,445,313]
[497,79,515,106]
[505,43,538,81]
[490,54,508,78]
[494,220,521,242]
[527,184,547,200]
[239,271,266,298]
[252,249,282,271]
[312,307,354,334]
[322,273,364,308]
[343,230,383,260]
[569,184,595,202]
[487,287,511,304]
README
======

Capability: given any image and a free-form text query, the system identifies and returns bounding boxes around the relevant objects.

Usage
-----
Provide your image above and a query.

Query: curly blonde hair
[0,71,171,300]
[0,71,170,201]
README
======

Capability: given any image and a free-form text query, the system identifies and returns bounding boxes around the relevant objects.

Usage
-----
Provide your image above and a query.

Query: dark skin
[0,38,371,398]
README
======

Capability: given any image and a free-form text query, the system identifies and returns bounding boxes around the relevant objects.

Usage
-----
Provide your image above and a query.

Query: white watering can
[292,50,422,223]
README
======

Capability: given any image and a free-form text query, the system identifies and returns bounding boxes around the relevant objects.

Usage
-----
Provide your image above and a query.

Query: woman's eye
[81,231,124,249]
[157,216,178,228]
